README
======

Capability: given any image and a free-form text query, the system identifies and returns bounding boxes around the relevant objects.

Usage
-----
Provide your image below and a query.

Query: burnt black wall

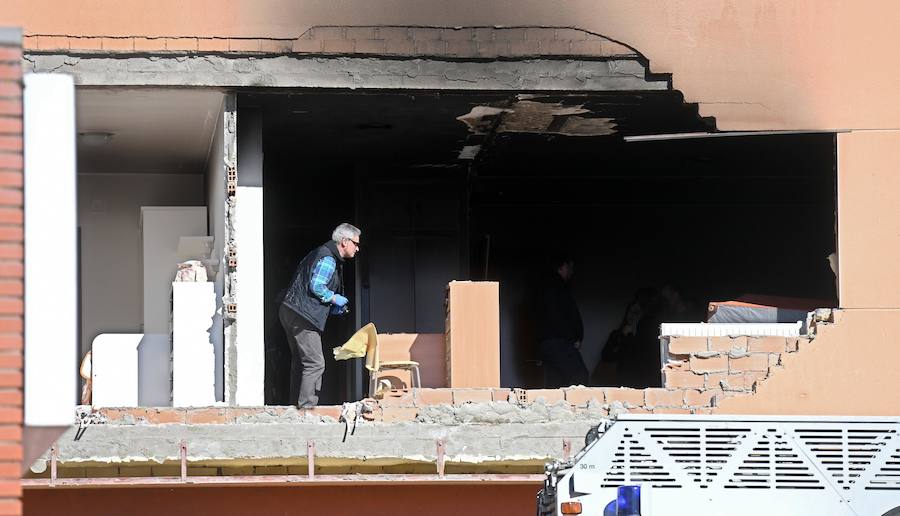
[470,133,837,387]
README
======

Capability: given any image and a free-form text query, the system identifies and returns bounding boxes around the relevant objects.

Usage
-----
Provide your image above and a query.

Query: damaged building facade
[4,1,900,514]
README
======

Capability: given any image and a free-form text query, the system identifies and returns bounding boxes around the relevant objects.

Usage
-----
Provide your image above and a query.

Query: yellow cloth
[332,323,378,372]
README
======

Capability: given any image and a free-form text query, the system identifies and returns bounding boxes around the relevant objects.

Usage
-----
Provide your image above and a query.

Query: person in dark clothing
[538,257,589,388]
[279,223,360,407]
[617,284,695,388]
[601,287,659,365]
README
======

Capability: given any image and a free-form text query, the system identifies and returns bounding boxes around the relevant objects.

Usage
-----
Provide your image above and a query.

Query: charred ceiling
[249,89,832,212]
[246,89,713,168]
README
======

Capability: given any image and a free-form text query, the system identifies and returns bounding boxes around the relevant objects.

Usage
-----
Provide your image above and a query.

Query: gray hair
[332,223,361,243]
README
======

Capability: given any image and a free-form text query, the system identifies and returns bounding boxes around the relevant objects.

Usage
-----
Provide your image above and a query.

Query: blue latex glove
[332,294,349,307]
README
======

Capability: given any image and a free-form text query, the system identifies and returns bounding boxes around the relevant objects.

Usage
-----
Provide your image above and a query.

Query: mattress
[707,295,831,324]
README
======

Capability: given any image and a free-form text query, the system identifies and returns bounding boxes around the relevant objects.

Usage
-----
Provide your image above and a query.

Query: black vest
[282,241,344,331]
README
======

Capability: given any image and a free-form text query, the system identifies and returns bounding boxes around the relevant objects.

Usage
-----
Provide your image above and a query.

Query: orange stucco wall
[716,310,900,415]
[836,131,900,309]
[24,483,540,516]
[5,0,900,131]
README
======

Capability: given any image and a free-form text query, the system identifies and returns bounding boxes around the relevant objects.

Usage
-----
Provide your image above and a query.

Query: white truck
[537,414,900,516]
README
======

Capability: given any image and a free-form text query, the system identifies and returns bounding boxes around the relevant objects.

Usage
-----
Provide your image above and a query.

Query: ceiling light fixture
[77,131,115,146]
[355,123,392,130]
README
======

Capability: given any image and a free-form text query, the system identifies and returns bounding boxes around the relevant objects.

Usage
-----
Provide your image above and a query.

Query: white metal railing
[560,415,900,515]
[660,322,802,337]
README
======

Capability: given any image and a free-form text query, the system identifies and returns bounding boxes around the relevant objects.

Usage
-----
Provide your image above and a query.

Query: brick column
[0,27,23,516]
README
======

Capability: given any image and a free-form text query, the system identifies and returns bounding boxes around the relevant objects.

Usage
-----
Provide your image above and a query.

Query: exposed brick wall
[662,335,806,410]
[88,335,807,431]
[0,29,22,516]
[65,334,808,482]
[22,26,639,59]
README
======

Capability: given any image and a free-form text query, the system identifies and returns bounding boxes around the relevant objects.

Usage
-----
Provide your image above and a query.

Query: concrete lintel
[24,54,669,91]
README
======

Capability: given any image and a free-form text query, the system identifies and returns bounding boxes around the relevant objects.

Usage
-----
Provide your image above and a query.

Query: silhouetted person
[601,287,659,364]
[618,284,695,387]
[538,257,589,388]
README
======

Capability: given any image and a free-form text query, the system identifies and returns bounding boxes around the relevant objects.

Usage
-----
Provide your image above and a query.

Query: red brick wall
[0,29,23,516]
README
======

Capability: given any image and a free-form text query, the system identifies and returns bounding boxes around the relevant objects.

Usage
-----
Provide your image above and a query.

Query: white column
[234,188,264,405]
[23,74,77,427]
[230,100,265,405]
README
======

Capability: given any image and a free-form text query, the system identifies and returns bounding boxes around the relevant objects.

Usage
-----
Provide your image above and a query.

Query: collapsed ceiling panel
[457,100,617,137]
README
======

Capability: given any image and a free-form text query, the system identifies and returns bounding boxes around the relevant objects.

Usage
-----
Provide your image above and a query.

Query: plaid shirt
[309,255,337,303]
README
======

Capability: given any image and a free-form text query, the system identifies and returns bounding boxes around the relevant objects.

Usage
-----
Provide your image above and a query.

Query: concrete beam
[36,402,605,472]
[39,421,594,471]
[24,54,668,91]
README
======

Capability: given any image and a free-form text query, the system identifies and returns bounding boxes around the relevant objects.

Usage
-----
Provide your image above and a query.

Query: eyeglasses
[348,239,360,248]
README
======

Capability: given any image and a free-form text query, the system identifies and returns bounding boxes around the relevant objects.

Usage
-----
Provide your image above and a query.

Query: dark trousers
[279,304,325,407]
[539,338,589,388]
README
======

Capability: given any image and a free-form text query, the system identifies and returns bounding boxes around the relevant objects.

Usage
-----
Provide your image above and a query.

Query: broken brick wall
[351,318,893,418]
[662,335,805,414]
[716,310,900,415]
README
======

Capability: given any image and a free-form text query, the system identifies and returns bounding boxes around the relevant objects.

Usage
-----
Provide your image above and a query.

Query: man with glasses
[280,223,361,407]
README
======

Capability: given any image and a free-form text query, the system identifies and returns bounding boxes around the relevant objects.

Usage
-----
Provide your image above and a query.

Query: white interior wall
[78,173,204,358]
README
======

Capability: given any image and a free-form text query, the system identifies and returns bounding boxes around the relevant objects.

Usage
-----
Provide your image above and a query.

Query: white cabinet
[139,206,207,406]
[91,334,140,407]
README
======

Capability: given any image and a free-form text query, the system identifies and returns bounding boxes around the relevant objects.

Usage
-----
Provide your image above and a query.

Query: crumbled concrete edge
[806,307,835,339]
[223,95,238,404]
